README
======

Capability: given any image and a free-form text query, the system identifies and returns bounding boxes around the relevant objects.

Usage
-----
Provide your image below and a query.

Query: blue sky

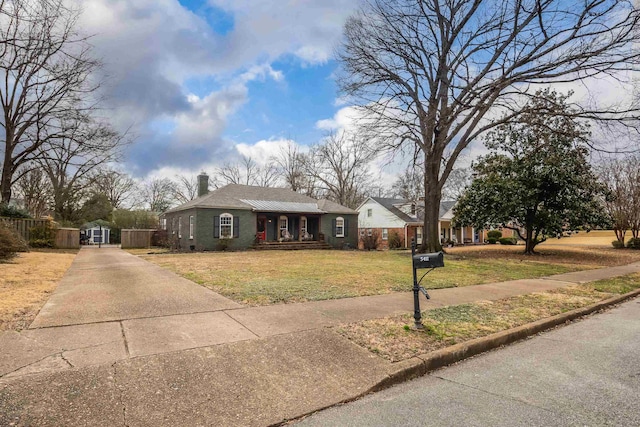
[77,0,358,178]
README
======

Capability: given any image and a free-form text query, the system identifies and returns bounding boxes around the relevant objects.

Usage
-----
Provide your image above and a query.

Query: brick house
[160,174,359,251]
[357,197,488,249]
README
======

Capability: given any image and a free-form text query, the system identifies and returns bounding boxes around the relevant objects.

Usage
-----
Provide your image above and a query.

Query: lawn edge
[368,287,640,393]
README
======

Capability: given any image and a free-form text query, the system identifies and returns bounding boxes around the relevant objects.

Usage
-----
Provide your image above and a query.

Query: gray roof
[165,184,356,215]
[317,199,358,215]
[370,197,456,224]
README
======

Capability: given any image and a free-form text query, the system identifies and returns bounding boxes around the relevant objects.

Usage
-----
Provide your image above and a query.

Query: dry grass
[137,236,640,305]
[142,250,581,305]
[449,243,640,268]
[0,249,77,331]
[540,230,622,247]
[337,273,640,362]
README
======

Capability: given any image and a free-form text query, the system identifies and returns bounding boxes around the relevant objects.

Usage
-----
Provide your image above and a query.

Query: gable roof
[165,184,357,214]
[367,197,456,224]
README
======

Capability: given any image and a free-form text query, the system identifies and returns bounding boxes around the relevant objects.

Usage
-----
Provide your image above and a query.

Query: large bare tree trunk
[423,152,443,253]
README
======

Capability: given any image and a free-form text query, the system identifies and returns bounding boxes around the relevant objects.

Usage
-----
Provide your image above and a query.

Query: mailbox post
[411,239,444,329]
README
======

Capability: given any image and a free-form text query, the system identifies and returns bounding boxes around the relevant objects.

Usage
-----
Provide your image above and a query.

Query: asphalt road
[296,296,640,427]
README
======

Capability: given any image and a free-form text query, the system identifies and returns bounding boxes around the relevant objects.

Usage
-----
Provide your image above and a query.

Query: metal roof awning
[239,200,326,214]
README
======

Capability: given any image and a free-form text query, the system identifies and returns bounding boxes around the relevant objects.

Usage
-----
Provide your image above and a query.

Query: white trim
[189,216,194,240]
[220,213,233,239]
[336,216,345,237]
[178,217,182,238]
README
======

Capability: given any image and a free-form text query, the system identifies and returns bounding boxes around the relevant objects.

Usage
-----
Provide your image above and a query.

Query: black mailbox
[412,252,444,269]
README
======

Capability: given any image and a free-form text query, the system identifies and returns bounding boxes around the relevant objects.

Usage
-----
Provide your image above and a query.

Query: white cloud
[235,138,307,166]
[208,0,357,66]
[315,106,362,132]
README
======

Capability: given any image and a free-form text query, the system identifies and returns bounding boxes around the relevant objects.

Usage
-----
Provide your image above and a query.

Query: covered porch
[255,213,322,243]
[439,220,483,245]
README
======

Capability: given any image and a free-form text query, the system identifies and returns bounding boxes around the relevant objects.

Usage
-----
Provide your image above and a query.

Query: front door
[257,217,266,242]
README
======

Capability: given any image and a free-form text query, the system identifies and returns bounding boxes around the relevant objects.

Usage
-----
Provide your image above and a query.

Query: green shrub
[612,240,625,249]
[626,238,640,250]
[487,237,498,244]
[388,230,403,249]
[487,229,502,240]
[499,237,517,245]
[0,203,31,218]
[28,224,56,248]
[0,222,28,261]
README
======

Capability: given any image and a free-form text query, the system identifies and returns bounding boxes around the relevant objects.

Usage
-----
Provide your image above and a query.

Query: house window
[189,216,194,239]
[367,228,372,236]
[220,213,233,239]
[382,228,388,240]
[336,217,345,237]
[161,218,167,230]
[178,217,182,238]
[367,208,372,218]
[416,227,423,244]
[411,204,416,215]
[359,229,365,237]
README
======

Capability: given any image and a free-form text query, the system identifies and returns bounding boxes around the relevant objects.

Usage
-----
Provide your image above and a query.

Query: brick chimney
[197,172,209,197]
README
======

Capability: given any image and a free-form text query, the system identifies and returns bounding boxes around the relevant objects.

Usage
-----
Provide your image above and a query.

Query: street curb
[367,288,640,394]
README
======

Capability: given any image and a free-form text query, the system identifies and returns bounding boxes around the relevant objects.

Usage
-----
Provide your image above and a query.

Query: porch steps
[252,241,333,250]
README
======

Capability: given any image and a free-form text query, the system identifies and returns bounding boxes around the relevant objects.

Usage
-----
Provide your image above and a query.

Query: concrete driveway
[30,246,241,328]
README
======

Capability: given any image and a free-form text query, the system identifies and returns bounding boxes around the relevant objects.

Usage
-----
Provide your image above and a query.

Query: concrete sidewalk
[1,248,639,426]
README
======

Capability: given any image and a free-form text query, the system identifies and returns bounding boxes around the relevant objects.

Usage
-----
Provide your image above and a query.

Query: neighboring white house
[357,197,484,248]
[83,224,110,245]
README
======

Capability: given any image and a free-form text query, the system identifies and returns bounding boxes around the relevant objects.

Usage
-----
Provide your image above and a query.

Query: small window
[161,218,167,230]
[411,204,416,215]
[189,216,194,239]
[367,228,372,237]
[367,208,372,218]
[178,217,182,238]
[359,229,365,237]
[336,217,345,237]
[220,213,233,239]
[382,228,388,240]
[416,227,423,244]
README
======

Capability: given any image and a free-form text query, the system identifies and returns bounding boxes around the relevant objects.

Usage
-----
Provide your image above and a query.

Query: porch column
[461,227,465,244]
[438,221,442,243]
[471,227,475,243]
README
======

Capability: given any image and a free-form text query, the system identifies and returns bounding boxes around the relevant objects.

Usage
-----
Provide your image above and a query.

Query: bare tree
[0,0,100,203]
[391,165,424,202]
[338,0,640,251]
[142,178,174,213]
[271,141,307,192]
[253,162,280,187]
[38,118,126,222]
[600,155,640,241]
[217,155,280,187]
[302,131,376,209]
[172,174,199,204]
[92,168,137,209]
[13,167,51,218]
[441,168,471,201]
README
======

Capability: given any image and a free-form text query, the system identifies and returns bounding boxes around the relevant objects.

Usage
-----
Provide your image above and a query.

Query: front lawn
[337,273,640,361]
[0,249,77,331]
[137,245,640,306]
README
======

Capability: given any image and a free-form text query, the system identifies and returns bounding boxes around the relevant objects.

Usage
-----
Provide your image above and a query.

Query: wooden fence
[55,228,80,249]
[0,217,52,242]
[1,217,79,249]
[121,229,156,249]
